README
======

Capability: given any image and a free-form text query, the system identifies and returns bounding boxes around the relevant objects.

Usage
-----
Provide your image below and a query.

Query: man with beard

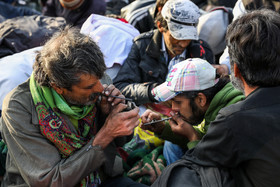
[140,58,244,165]
[0,27,147,186]
[113,0,214,107]
[153,9,280,187]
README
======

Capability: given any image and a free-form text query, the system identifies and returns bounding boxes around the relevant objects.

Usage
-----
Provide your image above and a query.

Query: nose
[178,40,190,48]
[93,80,104,93]
[171,101,180,112]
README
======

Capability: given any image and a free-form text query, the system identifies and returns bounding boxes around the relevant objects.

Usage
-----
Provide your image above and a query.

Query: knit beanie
[59,0,85,10]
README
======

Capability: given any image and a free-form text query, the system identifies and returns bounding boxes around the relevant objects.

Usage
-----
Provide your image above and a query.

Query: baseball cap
[152,58,219,102]
[161,0,200,40]
[59,0,84,9]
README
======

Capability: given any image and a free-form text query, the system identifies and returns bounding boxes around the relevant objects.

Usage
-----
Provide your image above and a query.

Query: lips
[177,112,189,122]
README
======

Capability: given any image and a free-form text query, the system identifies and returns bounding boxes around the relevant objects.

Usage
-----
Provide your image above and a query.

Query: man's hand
[169,111,199,142]
[92,103,140,149]
[140,109,165,134]
[98,84,125,116]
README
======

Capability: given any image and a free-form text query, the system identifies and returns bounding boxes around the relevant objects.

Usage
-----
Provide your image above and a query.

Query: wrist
[188,131,200,142]
[92,127,114,149]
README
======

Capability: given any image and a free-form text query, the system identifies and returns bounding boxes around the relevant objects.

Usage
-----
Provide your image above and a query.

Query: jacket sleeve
[156,123,189,149]
[113,42,157,105]
[0,90,107,186]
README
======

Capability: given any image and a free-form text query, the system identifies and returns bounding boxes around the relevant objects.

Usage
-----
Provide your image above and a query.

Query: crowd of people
[0,0,280,186]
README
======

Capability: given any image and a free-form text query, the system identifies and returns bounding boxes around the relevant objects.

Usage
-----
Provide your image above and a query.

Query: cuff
[148,82,160,102]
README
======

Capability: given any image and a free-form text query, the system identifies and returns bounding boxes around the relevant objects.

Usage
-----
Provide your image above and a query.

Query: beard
[230,67,245,94]
[180,99,205,125]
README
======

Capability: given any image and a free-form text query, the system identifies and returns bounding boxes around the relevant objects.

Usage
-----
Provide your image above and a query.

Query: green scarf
[29,73,100,186]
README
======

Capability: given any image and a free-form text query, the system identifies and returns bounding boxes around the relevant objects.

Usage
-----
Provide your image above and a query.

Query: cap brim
[152,82,179,102]
[168,22,198,40]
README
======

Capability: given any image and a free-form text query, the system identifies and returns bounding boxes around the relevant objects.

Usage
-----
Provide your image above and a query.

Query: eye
[173,100,181,105]
[84,84,95,90]
[85,86,93,90]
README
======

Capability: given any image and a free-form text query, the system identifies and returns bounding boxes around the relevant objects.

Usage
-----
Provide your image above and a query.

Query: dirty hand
[169,111,199,142]
[99,84,125,115]
[140,109,165,134]
[93,103,140,149]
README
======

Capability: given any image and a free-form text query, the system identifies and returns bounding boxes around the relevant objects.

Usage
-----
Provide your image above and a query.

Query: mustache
[89,93,99,101]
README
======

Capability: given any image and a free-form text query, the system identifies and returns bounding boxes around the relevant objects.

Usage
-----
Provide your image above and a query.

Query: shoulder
[2,80,32,112]
[134,30,154,42]
[219,100,243,117]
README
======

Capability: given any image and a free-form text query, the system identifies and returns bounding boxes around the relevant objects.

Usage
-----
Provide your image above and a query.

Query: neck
[244,84,258,97]
[242,78,259,96]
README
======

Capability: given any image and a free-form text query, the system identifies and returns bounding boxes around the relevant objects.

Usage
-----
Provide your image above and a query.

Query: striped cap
[59,0,85,10]
[152,58,219,102]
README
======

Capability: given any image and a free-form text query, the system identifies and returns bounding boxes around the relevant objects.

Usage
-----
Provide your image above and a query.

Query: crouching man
[0,27,147,187]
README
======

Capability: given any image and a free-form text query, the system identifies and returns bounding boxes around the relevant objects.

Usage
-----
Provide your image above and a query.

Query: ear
[233,63,241,78]
[157,21,164,33]
[51,83,63,95]
[196,93,207,108]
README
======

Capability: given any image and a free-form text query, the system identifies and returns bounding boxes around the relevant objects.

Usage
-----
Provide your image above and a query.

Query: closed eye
[85,85,94,90]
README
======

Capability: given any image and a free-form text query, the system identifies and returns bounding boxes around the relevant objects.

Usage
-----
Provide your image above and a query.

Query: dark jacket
[113,29,214,105]
[0,1,40,20]
[187,86,280,187]
[0,15,66,58]
[42,0,106,28]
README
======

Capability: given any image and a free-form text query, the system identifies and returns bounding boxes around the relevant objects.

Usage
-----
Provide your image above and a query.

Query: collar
[161,35,168,62]
[146,30,165,60]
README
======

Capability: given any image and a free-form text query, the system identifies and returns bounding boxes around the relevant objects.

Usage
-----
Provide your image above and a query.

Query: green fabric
[158,82,245,149]
[29,73,100,186]
[124,146,166,185]
[204,82,245,128]
[30,74,94,120]
[188,82,245,149]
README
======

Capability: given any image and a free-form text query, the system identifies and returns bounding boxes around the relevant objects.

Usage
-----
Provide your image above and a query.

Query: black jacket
[113,29,214,105]
[188,86,280,187]
[0,15,66,58]
[42,0,106,28]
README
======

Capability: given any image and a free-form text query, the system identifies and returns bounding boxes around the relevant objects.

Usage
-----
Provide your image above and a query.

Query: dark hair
[33,26,106,90]
[179,77,230,105]
[154,11,168,31]
[226,9,280,87]
[242,0,280,13]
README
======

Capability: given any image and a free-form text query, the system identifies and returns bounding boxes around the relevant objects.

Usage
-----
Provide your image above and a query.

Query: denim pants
[163,140,187,165]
